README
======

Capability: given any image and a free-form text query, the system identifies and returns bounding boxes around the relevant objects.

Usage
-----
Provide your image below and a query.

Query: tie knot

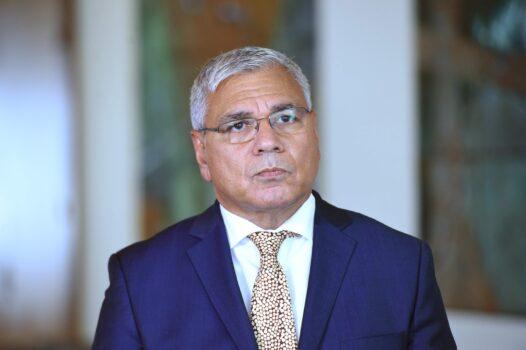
[248,230,299,261]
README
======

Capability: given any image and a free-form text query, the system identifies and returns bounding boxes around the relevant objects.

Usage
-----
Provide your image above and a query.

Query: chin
[249,186,303,210]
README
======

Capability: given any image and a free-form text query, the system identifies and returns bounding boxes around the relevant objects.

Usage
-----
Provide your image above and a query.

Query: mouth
[255,167,289,179]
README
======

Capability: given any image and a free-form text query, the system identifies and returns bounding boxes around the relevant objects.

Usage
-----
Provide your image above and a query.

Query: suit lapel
[298,195,357,350]
[186,203,257,350]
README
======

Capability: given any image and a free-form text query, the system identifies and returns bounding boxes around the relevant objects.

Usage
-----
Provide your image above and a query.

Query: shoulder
[316,195,426,258]
[350,210,421,249]
[112,203,219,267]
[318,196,435,291]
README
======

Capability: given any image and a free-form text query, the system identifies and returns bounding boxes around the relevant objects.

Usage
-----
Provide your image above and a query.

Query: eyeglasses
[197,106,311,144]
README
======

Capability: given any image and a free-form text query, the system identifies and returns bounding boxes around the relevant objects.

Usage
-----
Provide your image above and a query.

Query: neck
[220,193,311,230]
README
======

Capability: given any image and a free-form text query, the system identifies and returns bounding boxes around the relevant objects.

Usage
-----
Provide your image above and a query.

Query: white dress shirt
[220,194,315,338]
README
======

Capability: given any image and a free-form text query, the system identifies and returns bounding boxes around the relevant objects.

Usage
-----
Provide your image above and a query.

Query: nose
[252,118,284,154]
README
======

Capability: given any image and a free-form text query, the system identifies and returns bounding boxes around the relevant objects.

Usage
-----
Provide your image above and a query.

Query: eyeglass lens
[227,108,307,144]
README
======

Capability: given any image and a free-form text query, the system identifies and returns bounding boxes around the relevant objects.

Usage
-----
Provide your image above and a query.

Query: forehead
[205,66,306,123]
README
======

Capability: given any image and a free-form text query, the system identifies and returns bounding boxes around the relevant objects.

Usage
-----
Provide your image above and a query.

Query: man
[93,47,456,349]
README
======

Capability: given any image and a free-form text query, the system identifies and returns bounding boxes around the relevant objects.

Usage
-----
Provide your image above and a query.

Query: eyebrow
[218,103,296,124]
[271,103,295,113]
[217,111,252,124]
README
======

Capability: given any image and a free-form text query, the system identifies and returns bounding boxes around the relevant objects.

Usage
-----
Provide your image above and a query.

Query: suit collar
[312,190,354,231]
[186,201,221,240]
[298,192,357,350]
[186,202,258,350]
[185,193,357,350]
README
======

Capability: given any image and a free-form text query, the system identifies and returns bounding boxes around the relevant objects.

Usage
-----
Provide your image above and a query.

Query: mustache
[249,154,294,176]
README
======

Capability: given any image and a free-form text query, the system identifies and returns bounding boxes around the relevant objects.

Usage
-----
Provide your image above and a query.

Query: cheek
[294,138,320,177]
[293,134,318,159]
[208,148,248,183]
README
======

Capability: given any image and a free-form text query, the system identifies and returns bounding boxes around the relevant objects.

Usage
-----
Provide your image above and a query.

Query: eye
[274,110,298,124]
[223,119,251,133]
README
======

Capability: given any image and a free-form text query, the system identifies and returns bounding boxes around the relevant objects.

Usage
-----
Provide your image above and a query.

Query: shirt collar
[220,193,315,249]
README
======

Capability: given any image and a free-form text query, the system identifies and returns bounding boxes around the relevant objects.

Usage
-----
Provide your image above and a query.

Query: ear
[311,110,320,140]
[191,130,212,182]
[309,110,321,161]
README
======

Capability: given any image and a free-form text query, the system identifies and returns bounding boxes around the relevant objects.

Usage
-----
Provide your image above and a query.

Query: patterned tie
[248,230,300,350]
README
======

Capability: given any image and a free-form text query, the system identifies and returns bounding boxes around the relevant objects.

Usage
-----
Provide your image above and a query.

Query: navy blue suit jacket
[93,193,456,349]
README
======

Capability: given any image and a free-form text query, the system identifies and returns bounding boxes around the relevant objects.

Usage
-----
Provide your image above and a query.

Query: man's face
[191,66,320,217]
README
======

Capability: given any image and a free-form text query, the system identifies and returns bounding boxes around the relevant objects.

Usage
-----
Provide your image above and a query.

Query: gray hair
[190,46,312,130]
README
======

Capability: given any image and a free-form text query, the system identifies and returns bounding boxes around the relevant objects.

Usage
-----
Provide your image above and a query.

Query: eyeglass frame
[195,105,312,144]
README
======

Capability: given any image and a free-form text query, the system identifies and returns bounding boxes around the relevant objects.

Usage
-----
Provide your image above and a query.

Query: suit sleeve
[408,242,456,349]
[92,254,143,349]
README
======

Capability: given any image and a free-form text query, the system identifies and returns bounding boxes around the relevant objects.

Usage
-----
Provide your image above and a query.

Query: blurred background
[0,0,525,348]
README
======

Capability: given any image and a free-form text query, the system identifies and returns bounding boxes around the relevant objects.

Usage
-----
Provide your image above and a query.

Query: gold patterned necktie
[248,230,300,350]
